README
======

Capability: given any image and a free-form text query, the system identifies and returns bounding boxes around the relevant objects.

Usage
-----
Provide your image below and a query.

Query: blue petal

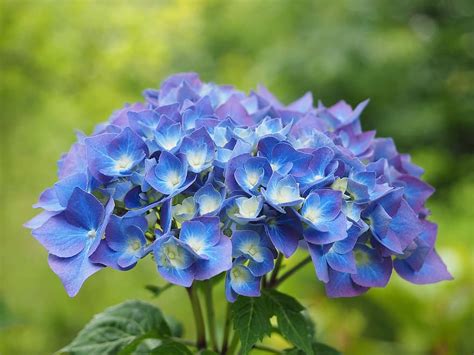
[303,213,347,244]
[154,116,183,152]
[264,210,302,257]
[107,127,148,163]
[234,166,264,194]
[157,264,195,287]
[117,252,140,269]
[180,217,221,252]
[195,184,223,216]
[332,221,367,254]
[180,127,215,173]
[85,133,117,181]
[194,235,232,280]
[387,199,422,251]
[307,242,329,283]
[225,272,238,303]
[153,236,196,286]
[351,245,392,287]
[128,109,160,139]
[89,240,124,270]
[24,210,59,230]
[229,264,261,297]
[257,136,279,158]
[160,198,173,233]
[225,154,253,193]
[403,220,436,271]
[33,187,62,211]
[248,248,274,276]
[395,175,434,214]
[64,188,104,231]
[145,152,186,195]
[231,230,260,258]
[215,95,253,126]
[263,173,303,211]
[368,204,392,239]
[48,248,104,297]
[326,250,356,274]
[300,190,342,226]
[33,213,89,258]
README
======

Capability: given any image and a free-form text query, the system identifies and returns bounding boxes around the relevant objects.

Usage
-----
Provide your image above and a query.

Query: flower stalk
[204,280,219,352]
[187,284,206,350]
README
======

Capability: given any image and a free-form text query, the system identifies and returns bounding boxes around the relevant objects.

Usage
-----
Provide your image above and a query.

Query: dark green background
[1,0,473,354]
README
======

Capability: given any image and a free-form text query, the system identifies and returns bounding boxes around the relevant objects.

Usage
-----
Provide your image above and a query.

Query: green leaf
[263,290,314,355]
[312,342,341,355]
[165,316,184,338]
[150,340,192,354]
[131,339,162,354]
[284,342,341,355]
[231,295,273,354]
[60,300,171,355]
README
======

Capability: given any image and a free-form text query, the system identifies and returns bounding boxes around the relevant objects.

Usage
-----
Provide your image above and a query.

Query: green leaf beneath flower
[150,339,192,354]
[59,300,171,355]
[231,295,273,354]
[263,289,314,355]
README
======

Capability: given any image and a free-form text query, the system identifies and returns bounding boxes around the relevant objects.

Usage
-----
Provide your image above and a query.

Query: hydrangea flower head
[26,72,451,299]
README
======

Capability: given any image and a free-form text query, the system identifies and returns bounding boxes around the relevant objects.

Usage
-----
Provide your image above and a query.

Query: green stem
[268,253,284,287]
[221,303,232,354]
[272,256,312,288]
[186,284,207,350]
[227,333,240,355]
[169,337,196,347]
[204,281,218,352]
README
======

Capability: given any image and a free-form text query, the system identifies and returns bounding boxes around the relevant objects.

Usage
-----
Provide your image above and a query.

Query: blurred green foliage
[1,0,473,354]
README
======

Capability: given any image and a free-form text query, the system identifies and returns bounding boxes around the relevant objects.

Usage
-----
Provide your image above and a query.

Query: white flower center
[164,246,176,260]
[115,156,133,171]
[303,207,322,224]
[274,185,295,203]
[168,172,181,187]
[247,172,260,187]
[199,197,220,215]
[187,238,205,254]
[238,197,259,218]
[87,229,97,239]
[129,240,141,251]
[188,151,206,169]
[162,137,179,151]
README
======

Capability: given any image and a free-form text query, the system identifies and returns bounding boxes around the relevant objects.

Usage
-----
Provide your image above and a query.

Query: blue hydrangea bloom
[145,151,193,196]
[86,127,148,181]
[32,188,114,296]
[225,257,262,302]
[261,173,303,212]
[90,215,148,270]
[154,217,231,286]
[26,72,451,298]
[231,230,274,277]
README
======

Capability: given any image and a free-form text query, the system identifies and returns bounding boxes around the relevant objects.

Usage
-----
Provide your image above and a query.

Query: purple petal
[394,249,452,284]
[325,269,369,298]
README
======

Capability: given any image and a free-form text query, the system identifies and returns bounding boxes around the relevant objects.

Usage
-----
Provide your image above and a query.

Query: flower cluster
[26,73,451,298]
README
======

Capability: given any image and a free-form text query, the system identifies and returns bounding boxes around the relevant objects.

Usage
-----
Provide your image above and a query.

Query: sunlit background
[1,0,473,354]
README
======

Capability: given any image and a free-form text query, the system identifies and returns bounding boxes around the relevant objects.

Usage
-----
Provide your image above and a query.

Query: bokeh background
[1,0,473,354]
